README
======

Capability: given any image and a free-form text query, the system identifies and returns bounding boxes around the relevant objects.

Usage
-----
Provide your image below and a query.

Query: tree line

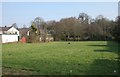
[18,12,119,42]
[45,13,119,41]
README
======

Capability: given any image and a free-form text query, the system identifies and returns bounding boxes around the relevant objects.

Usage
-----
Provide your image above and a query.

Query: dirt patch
[2,67,38,75]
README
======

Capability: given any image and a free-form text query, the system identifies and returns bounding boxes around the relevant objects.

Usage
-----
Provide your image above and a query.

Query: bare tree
[78,13,90,24]
[12,23,18,28]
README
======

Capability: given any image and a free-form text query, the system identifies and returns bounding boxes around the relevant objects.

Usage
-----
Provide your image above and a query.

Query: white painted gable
[7,27,19,36]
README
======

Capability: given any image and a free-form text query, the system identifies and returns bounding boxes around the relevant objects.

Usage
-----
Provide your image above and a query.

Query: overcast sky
[1,2,118,27]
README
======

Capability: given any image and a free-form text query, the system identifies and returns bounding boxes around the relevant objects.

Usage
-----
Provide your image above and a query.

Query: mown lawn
[2,41,119,75]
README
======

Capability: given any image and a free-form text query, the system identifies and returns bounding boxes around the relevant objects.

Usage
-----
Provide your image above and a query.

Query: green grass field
[2,41,119,75]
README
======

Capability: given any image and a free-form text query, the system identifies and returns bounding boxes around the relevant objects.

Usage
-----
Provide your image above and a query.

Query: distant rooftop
[0,25,19,31]
[0,26,11,31]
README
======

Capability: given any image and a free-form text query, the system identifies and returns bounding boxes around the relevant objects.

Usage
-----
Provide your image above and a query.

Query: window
[15,32,17,34]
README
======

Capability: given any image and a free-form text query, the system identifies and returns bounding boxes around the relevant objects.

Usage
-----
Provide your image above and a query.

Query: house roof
[0,26,19,31]
[0,27,11,31]
[19,28,30,32]
[19,28,30,36]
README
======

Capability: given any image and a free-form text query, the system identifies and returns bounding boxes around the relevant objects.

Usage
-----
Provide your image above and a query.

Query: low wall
[0,34,18,43]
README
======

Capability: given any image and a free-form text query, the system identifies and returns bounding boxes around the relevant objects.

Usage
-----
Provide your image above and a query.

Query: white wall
[0,34,18,43]
[7,27,19,36]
